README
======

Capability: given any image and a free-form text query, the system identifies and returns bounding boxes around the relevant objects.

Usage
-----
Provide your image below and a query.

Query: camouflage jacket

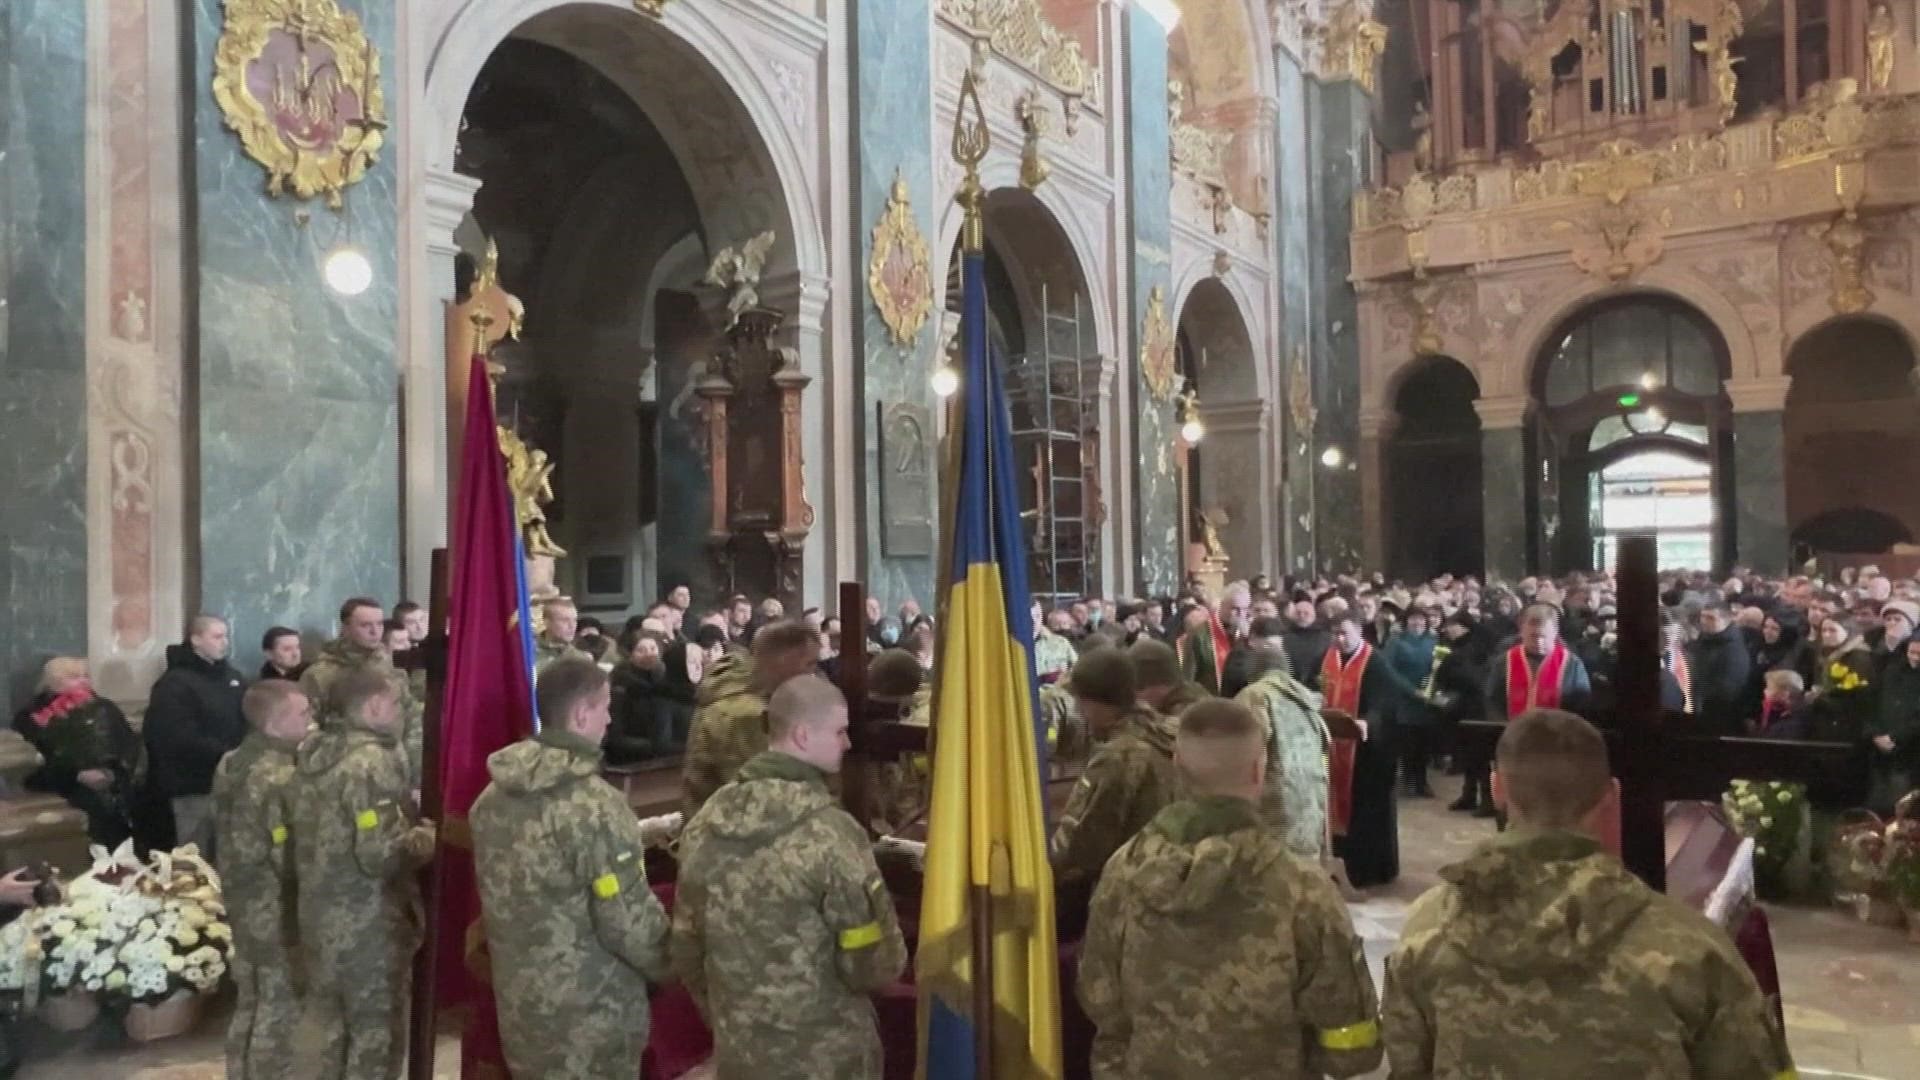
[671,752,906,1079]
[680,654,767,819]
[1235,671,1331,862]
[1050,707,1180,885]
[299,638,423,789]
[533,635,591,675]
[1034,629,1079,683]
[1080,796,1382,1079]
[1153,680,1211,720]
[291,716,434,966]
[212,731,302,953]
[1039,682,1088,766]
[1383,829,1795,1080]
[472,728,670,1078]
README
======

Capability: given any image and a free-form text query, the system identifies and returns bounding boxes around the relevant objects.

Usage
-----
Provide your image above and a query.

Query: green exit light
[1617,393,1642,408]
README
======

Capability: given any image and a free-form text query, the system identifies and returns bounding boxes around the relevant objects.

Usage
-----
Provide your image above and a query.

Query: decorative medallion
[1287,344,1317,440]
[211,0,386,209]
[868,170,932,348]
[1140,286,1176,402]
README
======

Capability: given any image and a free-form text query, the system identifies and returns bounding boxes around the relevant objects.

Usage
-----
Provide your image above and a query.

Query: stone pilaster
[853,0,934,610]
[1307,75,1372,573]
[408,167,480,598]
[1128,0,1179,596]
[1358,407,1397,572]
[1476,396,1530,583]
[1273,41,1316,577]
[188,0,402,641]
[1199,397,1271,579]
[1,0,89,707]
[1725,375,1794,574]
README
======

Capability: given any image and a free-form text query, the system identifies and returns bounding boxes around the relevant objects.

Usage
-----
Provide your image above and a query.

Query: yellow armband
[354,809,380,831]
[837,922,883,950]
[592,873,621,900]
[1317,1020,1379,1051]
[270,825,288,846]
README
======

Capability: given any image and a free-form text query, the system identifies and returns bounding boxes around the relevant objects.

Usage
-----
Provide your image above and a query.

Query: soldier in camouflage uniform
[301,596,423,790]
[1080,699,1381,1079]
[680,620,822,818]
[471,659,671,1079]
[1234,636,1331,862]
[1039,679,1088,767]
[1383,708,1795,1079]
[856,649,930,833]
[1050,647,1181,888]
[1130,637,1211,719]
[292,667,436,1080]
[532,597,592,674]
[214,680,311,1080]
[673,675,907,1079]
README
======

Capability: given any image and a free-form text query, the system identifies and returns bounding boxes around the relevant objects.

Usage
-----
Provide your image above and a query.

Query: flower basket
[123,988,204,1042]
[1722,780,1813,900]
[38,990,99,1032]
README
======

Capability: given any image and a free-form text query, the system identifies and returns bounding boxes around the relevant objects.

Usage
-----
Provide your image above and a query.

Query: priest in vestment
[1484,604,1593,724]
[1321,616,1399,888]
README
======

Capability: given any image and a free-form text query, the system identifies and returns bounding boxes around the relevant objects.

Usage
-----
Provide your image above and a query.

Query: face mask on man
[878,619,902,647]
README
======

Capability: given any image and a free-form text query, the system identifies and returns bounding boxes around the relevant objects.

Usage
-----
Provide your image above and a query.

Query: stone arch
[1166,0,1277,203]
[932,167,1114,362]
[1172,276,1259,399]
[1784,315,1920,553]
[1784,294,1920,366]
[423,0,825,282]
[1386,356,1484,579]
[1500,267,1760,398]
[1169,263,1267,399]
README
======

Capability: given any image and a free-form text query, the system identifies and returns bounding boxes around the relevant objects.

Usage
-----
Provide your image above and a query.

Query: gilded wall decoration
[1286,343,1316,442]
[939,0,1095,97]
[1140,286,1177,402]
[211,0,386,208]
[868,171,933,347]
[1169,82,1233,185]
[1817,211,1876,314]
[1318,1,1388,94]
[1016,90,1052,190]
[632,0,672,17]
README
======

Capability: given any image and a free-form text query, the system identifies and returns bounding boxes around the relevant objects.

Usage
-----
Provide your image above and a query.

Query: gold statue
[499,424,566,559]
[1199,510,1227,561]
[702,230,777,328]
[1867,2,1895,93]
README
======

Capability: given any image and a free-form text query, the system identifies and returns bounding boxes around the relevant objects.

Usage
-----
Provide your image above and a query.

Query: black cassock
[1332,656,1400,889]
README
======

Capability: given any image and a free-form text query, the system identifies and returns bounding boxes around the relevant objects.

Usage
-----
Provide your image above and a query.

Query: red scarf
[1176,611,1233,693]
[1319,644,1371,837]
[1504,643,1568,715]
[1668,649,1694,714]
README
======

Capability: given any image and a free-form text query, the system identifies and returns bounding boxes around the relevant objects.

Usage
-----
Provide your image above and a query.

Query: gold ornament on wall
[1140,286,1176,402]
[1287,344,1317,442]
[1016,89,1052,190]
[1319,1,1388,94]
[211,0,387,209]
[632,0,673,17]
[868,170,932,347]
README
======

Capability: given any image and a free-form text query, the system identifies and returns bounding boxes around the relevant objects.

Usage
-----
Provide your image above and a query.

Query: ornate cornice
[938,0,1097,98]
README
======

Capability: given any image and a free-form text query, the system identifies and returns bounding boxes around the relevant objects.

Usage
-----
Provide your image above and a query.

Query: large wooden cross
[1465,534,1869,891]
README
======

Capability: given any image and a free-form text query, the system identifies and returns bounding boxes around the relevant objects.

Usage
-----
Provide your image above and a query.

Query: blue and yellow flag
[916,234,1062,1077]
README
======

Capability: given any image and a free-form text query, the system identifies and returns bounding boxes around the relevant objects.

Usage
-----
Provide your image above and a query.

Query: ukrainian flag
[916,224,1062,1077]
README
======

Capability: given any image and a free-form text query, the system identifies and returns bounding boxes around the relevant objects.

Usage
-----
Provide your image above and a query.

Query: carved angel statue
[1199,509,1228,561]
[1867,2,1895,93]
[703,230,777,327]
[498,424,566,558]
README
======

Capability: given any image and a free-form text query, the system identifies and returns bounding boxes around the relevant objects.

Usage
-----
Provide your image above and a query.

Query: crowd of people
[2,557,1915,1078]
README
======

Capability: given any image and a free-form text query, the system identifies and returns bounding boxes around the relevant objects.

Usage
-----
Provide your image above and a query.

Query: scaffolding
[1004,284,1093,604]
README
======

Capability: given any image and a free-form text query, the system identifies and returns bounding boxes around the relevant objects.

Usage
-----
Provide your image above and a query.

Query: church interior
[3,0,1920,1076]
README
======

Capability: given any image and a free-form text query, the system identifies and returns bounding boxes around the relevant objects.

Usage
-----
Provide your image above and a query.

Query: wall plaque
[879,401,935,557]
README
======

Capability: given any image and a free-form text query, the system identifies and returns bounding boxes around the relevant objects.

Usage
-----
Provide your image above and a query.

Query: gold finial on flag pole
[952,69,990,254]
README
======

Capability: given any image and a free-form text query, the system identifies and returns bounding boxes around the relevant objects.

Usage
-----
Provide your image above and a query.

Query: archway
[941,188,1102,602]
[1387,357,1483,580]
[1785,318,1920,557]
[1528,295,1732,573]
[1174,278,1261,579]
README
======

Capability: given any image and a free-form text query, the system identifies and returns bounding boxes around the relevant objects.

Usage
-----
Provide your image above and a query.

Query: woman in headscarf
[11,657,146,847]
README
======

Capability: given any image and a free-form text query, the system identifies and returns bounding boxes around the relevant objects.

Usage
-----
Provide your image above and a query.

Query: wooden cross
[1464,534,1869,891]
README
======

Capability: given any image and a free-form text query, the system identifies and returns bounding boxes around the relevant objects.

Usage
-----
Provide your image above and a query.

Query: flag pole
[406,548,451,1080]
[951,66,995,1080]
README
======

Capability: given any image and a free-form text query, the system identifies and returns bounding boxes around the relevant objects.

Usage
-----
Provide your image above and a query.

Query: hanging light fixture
[1321,445,1346,468]
[931,364,960,398]
[322,245,373,296]
[1178,389,1205,445]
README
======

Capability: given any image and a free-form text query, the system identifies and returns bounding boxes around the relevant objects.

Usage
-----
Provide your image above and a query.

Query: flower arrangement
[0,843,230,1007]
[24,681,118,777]
[1827,660,1869,695]
[1722,780,1809,898]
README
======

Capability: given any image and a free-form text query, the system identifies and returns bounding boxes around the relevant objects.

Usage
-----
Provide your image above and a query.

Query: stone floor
[18,775,1919,1079]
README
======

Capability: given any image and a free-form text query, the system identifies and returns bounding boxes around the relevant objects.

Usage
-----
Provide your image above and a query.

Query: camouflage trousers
[225,949,300,1080]
[308,943,411,1080]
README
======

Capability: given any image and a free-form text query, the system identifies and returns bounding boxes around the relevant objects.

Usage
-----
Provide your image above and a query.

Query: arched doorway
[440,4,806,620]
[1528,296,1733,573]
[1387,357,1482,580]
[1785,318,1920,558]
[1174,278,1260,579]
[941,188,1102,602]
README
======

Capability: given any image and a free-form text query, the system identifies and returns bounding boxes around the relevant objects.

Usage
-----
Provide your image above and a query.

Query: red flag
[431,354,535,1067]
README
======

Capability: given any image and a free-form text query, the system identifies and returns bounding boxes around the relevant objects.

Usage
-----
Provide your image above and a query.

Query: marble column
[1725,376,1794,574]
[0,0,89,707]
[1128,1,1179,596]
[1358,407,1397,572]
[1477,396,1530,583]
[1089,353,1123,595]
[1307,75,1372,573]
[1272,42,1316,575]
[188,0,401,640]
[408,167,480,598]
[852,0,934,611]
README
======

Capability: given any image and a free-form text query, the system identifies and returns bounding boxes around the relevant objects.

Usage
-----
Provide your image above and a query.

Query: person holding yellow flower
[1809,618,1877,743]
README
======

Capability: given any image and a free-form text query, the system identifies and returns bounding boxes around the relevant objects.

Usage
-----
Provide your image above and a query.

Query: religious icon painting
[868,170,933,348]
[212,0,387,209]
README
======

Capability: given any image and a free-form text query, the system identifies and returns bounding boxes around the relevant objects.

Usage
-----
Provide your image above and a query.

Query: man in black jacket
[1685,602,1752,736]
[1279,597,1331,692]
[144,615,247,859]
